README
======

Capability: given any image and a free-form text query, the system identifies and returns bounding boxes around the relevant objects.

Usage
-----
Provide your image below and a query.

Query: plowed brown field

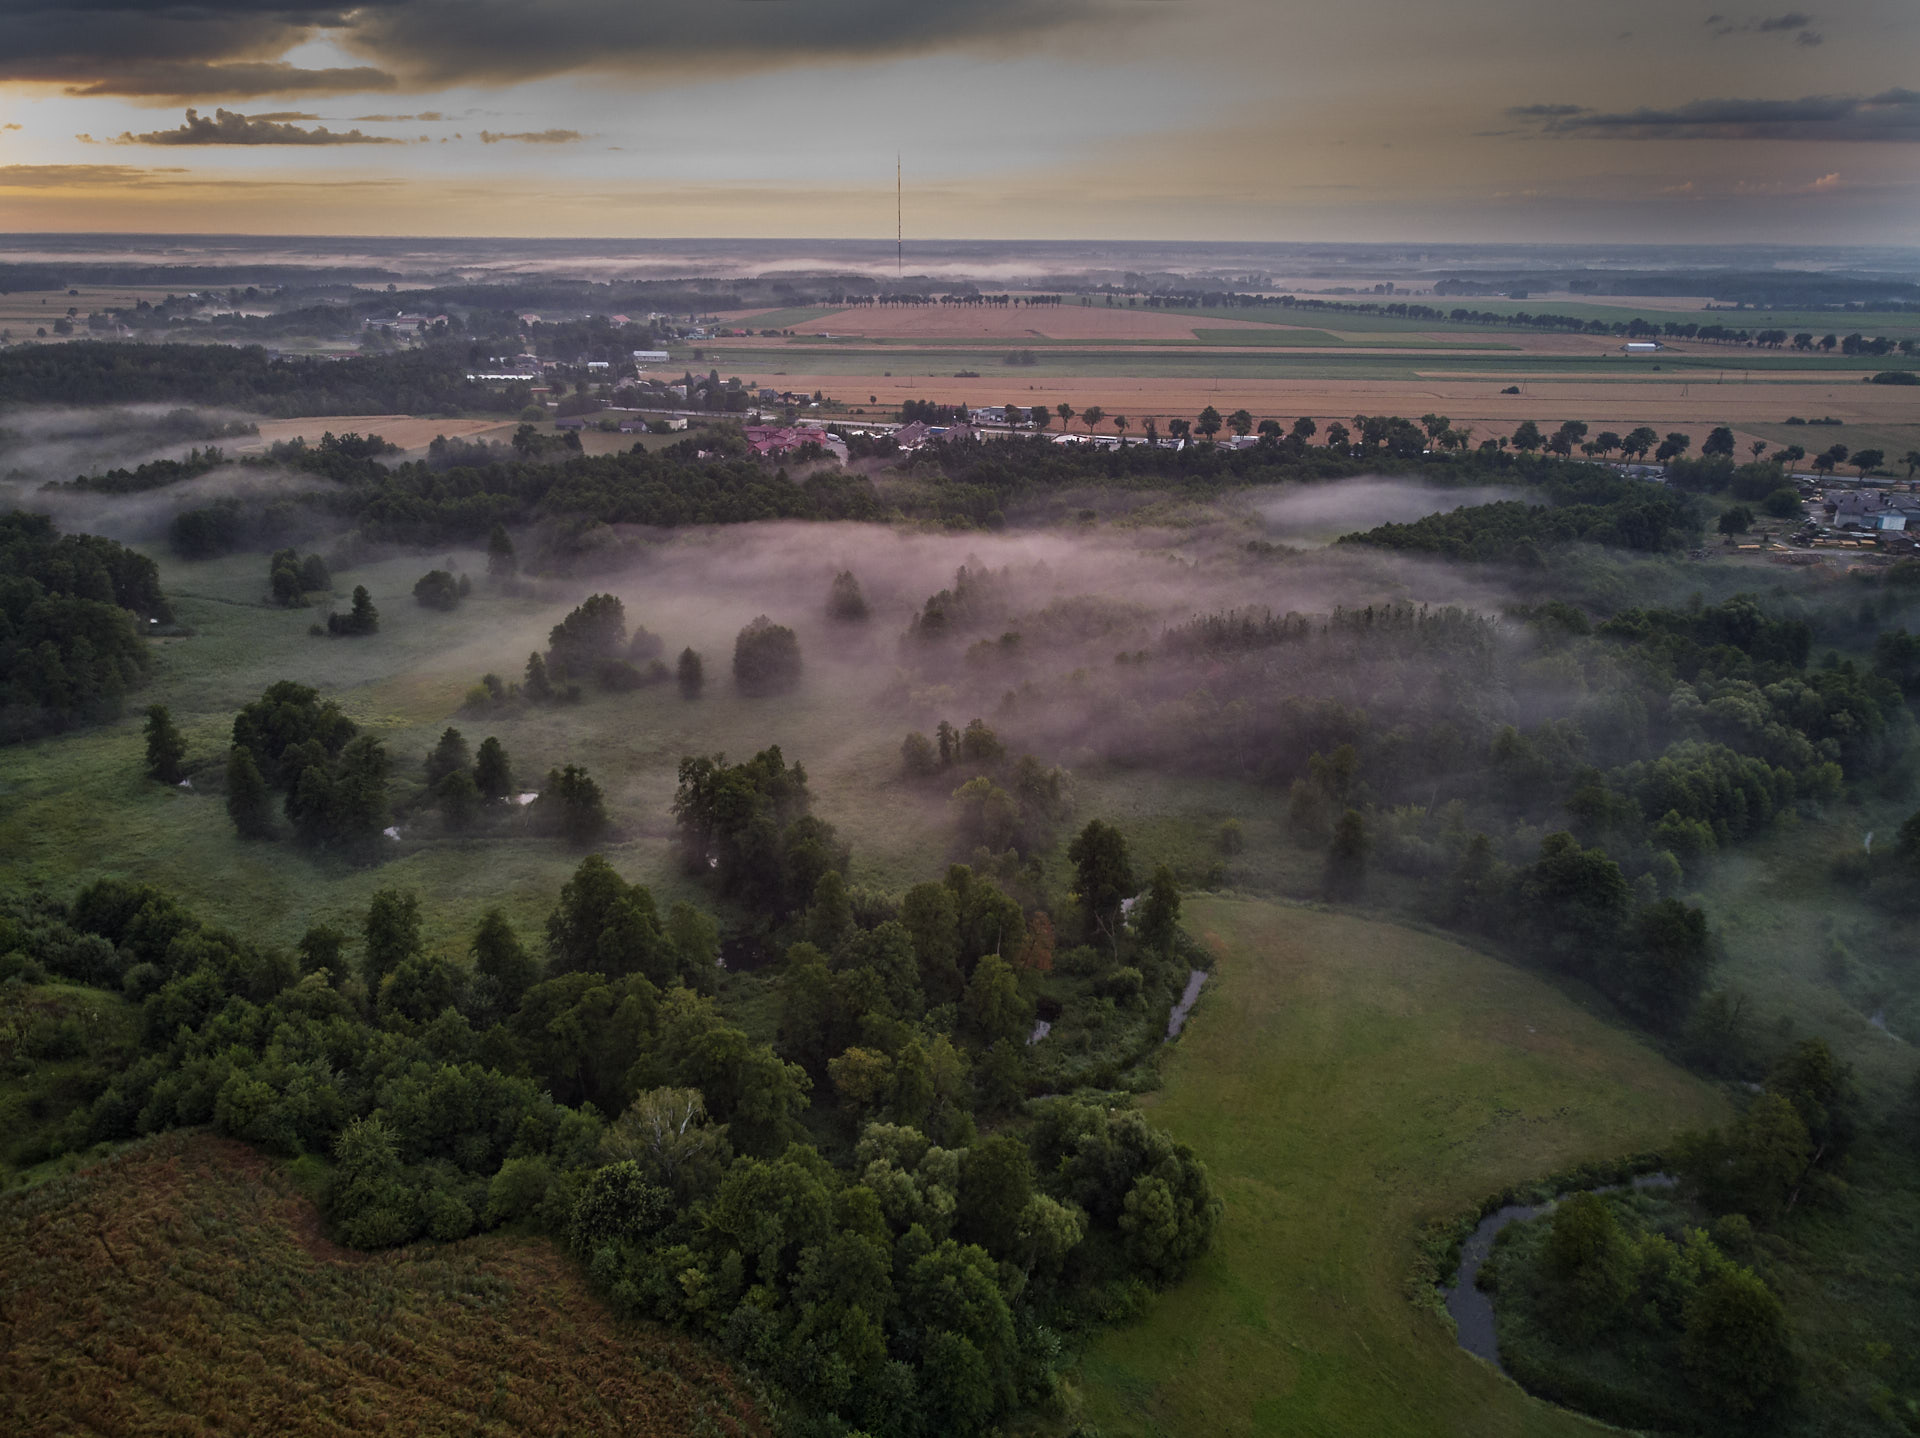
[0,1133,768,1438]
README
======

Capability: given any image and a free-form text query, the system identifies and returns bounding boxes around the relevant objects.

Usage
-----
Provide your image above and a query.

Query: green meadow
[1074,896,1730,1438]
[708,342,1891,383]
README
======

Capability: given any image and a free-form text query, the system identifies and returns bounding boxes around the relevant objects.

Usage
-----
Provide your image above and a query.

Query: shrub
[732,615,801,696]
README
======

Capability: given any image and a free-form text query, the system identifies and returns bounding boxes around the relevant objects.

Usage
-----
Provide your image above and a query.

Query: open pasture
[0,285,182,340]
[777,302,1282,343]
[1075,896,1729,1438]
[0,1132,768,1438]
[721,305,850,329]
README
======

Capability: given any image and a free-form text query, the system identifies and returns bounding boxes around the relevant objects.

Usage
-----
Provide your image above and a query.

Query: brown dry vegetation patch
[239,415,519,455]
[796,370,1917,440]
[0,1132,768,1438]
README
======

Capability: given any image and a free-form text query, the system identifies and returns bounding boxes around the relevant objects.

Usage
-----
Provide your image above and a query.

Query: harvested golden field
[789,369,1916,443]
[0,1133,768,1438]
[0,287,181,339]
[239,415,520,454]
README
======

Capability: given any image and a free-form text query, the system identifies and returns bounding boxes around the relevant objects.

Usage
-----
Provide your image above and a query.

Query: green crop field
[1168,301,1920,342]
[707,343,1889,382]
[1188,329,1513,351]
[0,1132,767,1438]
[1074,896,1729,1438]
[731,306,848,329]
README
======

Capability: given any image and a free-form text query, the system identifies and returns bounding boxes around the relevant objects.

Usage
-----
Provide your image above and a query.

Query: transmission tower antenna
[896,153,903,279]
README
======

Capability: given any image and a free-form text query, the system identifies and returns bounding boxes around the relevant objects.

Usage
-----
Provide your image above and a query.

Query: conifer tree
[143,704,186,783]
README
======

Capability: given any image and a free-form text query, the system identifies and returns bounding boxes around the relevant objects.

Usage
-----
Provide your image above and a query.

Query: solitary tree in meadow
[1056,402,1075,431]
[144,704,186,784]
[1081,405,1105,435]
[486,523,516,577]
[474,736,512,800]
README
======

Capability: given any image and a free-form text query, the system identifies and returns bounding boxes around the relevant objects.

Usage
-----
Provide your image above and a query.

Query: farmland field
[1074,896,1730,1438]
[0,1132,768,1438]
[724,305,849,329]
[241,415,520,455]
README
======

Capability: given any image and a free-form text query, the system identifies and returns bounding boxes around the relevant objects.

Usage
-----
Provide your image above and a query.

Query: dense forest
[0,342,533,417]
[0,736,1217,1437]
[0,511,170,742]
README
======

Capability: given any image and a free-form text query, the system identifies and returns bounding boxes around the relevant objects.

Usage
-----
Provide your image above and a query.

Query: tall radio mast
[896,153,902,279]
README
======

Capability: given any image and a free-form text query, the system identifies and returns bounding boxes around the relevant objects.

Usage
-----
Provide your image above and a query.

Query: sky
[0,0,1914,244]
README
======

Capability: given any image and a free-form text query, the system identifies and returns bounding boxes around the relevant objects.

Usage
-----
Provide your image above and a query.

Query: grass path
[1076,896,1729,1437]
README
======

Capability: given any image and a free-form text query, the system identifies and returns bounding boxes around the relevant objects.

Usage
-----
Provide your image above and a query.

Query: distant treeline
[1339,470,1700,563]
[1142,292,1919,351]
[145,425,1719,563]
[0,342,533,417]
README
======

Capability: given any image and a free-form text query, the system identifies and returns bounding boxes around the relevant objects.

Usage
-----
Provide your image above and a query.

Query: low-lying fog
[1249,478,1534,545]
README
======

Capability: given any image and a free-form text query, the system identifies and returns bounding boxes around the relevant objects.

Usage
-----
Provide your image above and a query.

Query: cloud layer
[1513,88,1920,141]
[114,108,405,145]
[0,0,1107,97]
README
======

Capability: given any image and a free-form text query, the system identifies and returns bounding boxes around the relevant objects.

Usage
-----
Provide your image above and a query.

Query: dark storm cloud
[0,0,1103,96]
[352,0,1108,85]
[0,0,398,96]
[1525,89,1920,141]
[114,107,406,144]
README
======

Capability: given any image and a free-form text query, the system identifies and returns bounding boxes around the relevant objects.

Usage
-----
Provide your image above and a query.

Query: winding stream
[1166,969,1207,1039]
[1444,1174,1675,1370]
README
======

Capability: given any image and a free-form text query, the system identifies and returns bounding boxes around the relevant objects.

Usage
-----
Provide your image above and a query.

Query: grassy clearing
[0,1131,767,1437]
[1169,302,1920,342]
[732,306,849,329]
[1073,895,1729,1438]
[0,542,961,955]
[1742,421,1920,468]
[1189,329,1513,351]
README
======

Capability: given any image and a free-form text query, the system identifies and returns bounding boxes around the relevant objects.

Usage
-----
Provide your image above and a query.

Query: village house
[743,425,849,462]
